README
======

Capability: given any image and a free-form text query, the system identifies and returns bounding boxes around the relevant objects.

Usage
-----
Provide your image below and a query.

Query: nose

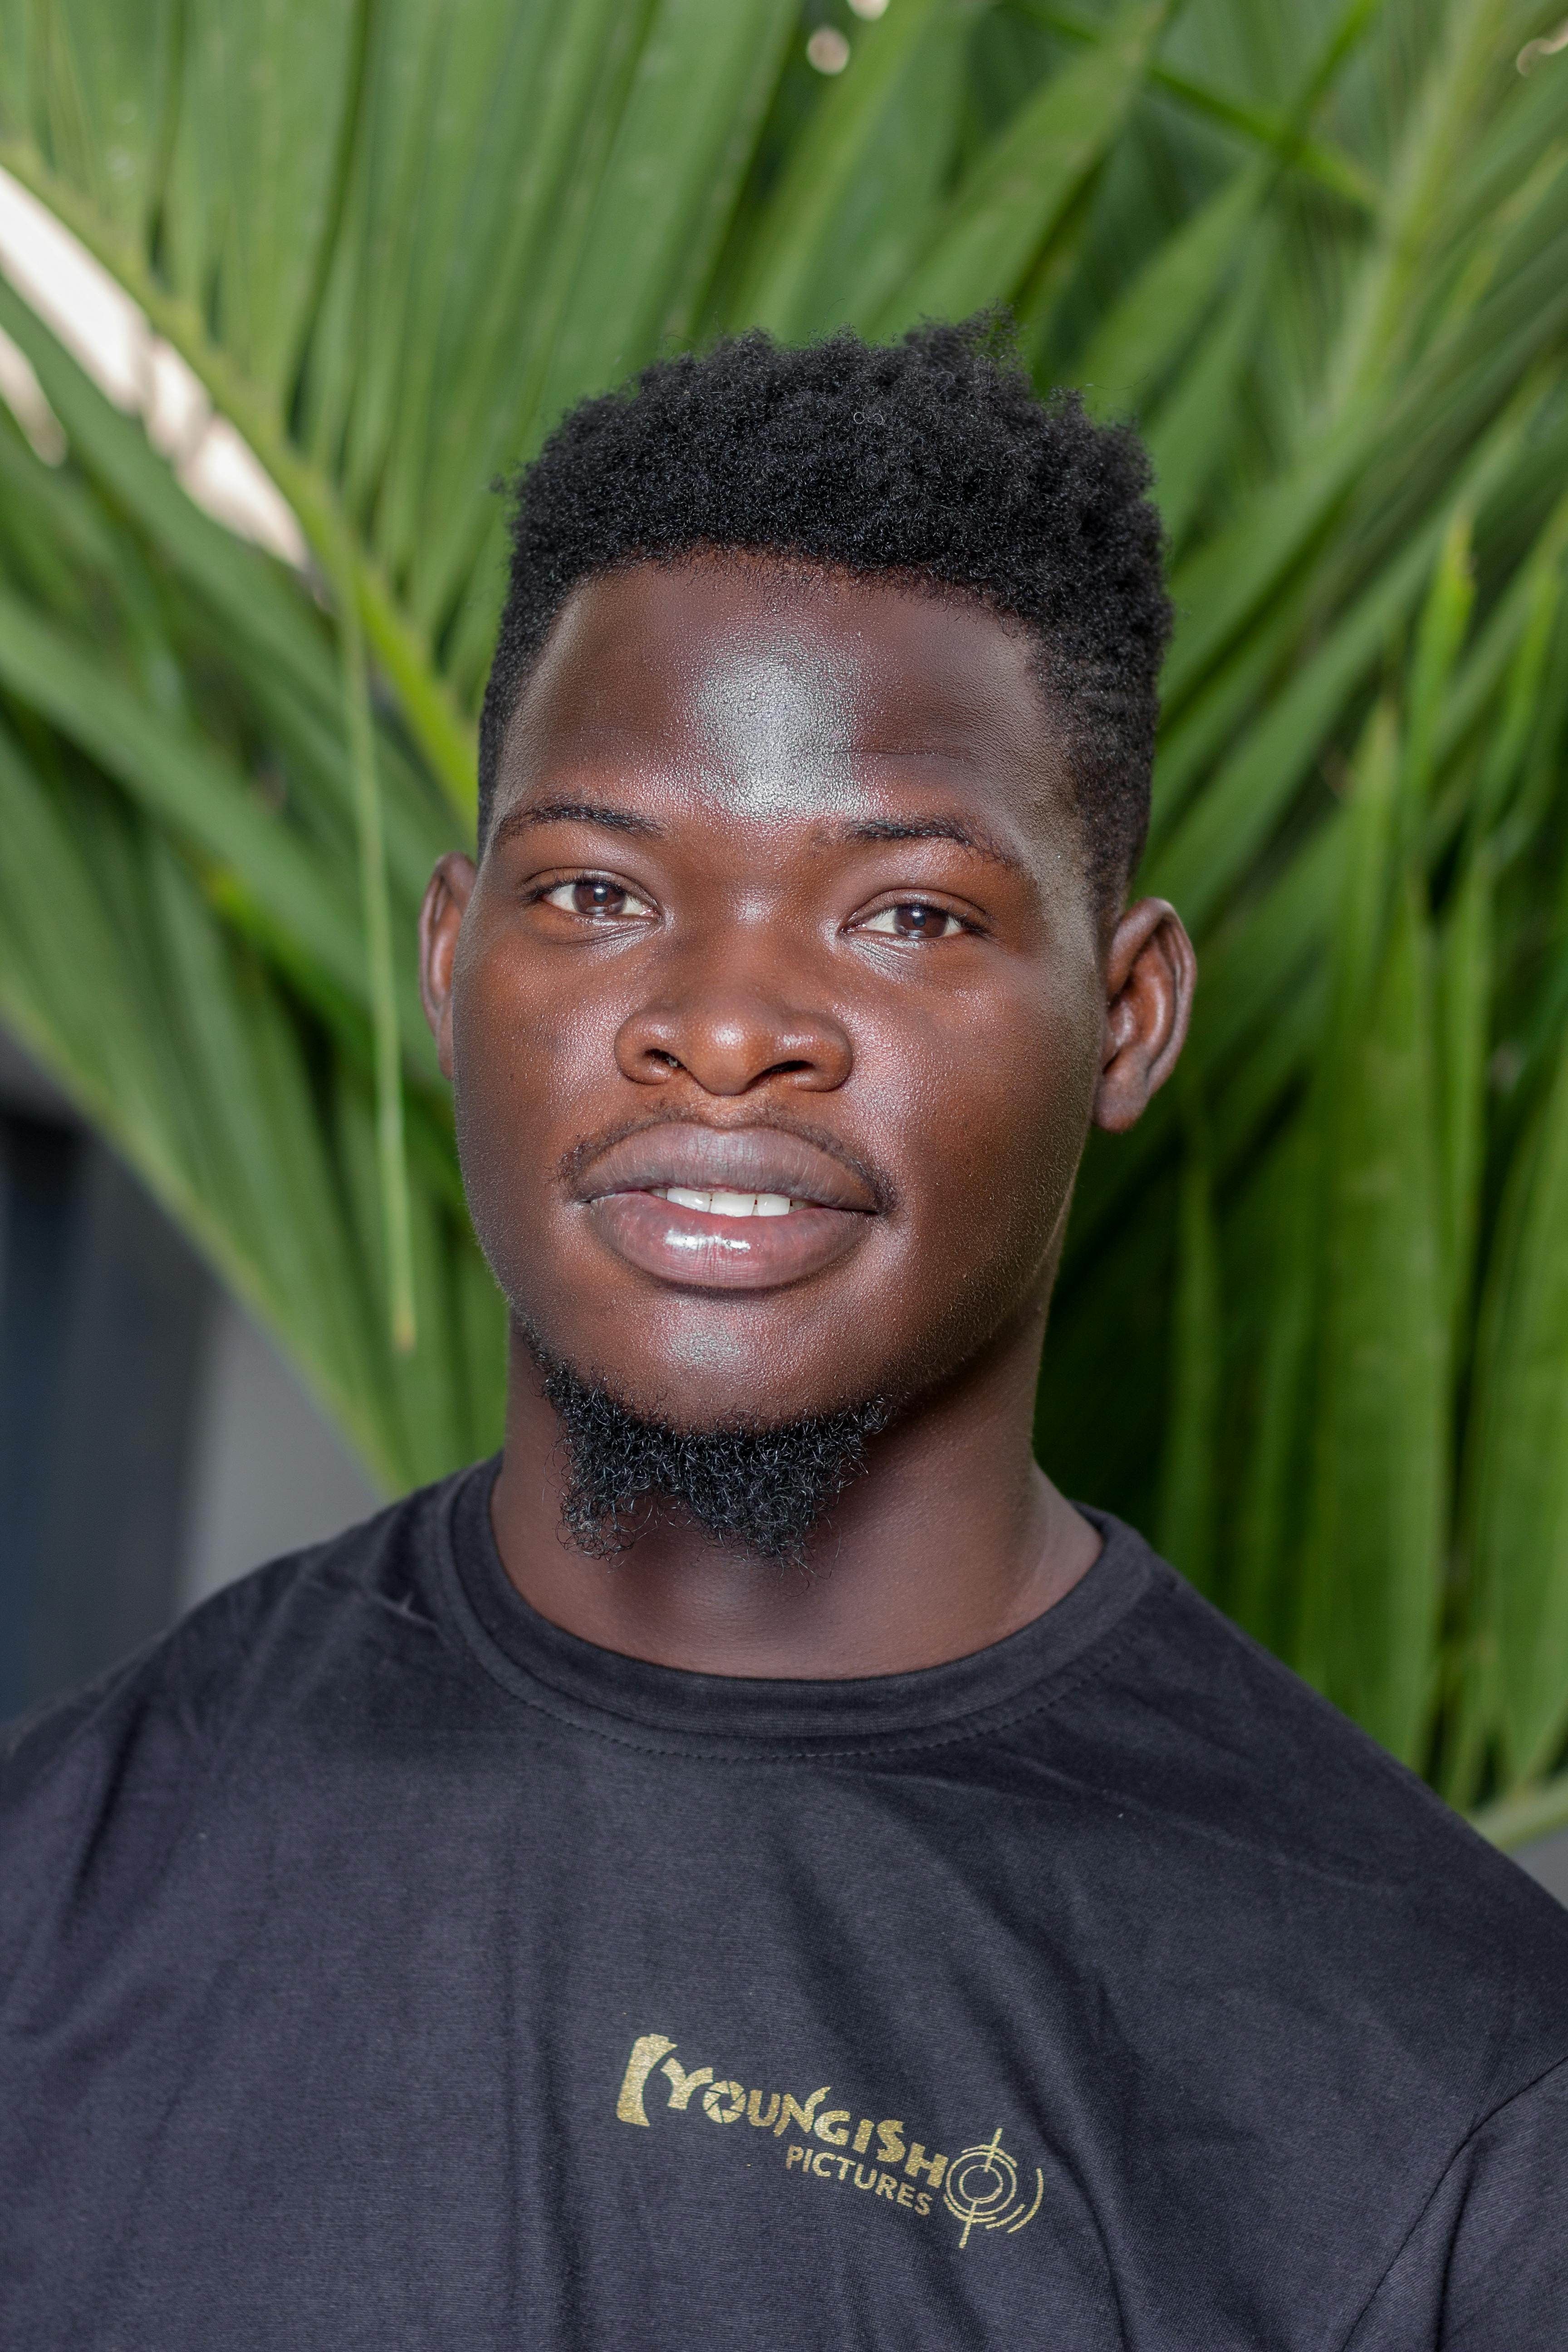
[614,983,853,1097]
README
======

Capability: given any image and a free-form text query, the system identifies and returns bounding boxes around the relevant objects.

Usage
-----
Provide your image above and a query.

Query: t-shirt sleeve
[1345,2057,1568,2350]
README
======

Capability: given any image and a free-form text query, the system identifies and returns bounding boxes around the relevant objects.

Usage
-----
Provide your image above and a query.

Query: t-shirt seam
[429,1528,1456,1887]
[434,1516,1163,1766]
[1333,2049,1568,2349]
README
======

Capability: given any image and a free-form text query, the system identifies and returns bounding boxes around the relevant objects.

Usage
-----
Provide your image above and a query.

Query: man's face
[426,556,1126,1432]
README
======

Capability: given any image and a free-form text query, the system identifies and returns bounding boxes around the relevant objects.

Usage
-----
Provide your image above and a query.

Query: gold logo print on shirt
[614,2033,1044,2249]
[941,2128,1045,2245]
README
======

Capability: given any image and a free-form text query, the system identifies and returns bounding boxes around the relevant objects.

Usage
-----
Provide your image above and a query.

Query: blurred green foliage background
[2,0,1568,1834]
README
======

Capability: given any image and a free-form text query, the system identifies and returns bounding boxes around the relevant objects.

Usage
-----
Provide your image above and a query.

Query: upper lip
[571,1122,882,1213]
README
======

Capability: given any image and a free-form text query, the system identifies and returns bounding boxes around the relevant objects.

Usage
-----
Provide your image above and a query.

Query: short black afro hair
[479,315,1170,911]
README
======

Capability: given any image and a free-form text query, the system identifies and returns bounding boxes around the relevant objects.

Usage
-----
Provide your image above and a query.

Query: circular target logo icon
[942,2128,1044,2247]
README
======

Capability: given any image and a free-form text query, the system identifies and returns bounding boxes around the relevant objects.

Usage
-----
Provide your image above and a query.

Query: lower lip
[586,1190,869,1291]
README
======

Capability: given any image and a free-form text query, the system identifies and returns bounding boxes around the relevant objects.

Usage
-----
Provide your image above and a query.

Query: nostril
[615,1003,852,1093]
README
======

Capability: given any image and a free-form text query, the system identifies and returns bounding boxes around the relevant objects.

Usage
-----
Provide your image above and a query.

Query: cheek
[447,930,611,1251]
[881,972,1101,1259]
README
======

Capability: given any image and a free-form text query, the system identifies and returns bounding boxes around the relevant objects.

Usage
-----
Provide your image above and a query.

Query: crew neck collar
[436,1460,1158,1761]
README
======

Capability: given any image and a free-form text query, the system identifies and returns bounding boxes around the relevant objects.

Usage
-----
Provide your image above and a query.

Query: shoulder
[0,1468,476,1954]
[1084,1544,1546,1896]
[1348,2054,1568,2343]
[1057,1519,1546,1881]
[1023,1517,1568,2103]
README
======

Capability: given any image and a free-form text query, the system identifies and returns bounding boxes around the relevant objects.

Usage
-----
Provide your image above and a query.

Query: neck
[488,1307,1100,1679]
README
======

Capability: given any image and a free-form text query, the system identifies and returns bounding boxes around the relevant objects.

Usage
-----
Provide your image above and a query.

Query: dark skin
[420,554,1194,1679]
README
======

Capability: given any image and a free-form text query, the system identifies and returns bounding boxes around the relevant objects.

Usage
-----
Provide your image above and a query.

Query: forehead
[495,555,1073,839]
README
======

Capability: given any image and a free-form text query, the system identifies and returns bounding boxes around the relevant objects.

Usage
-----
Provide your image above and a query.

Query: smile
[573,1125,880,1292]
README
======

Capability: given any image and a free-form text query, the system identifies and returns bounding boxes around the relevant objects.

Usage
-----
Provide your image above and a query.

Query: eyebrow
[489,800,665,850]
[489,801,1025,875]
[842,817,1026,877]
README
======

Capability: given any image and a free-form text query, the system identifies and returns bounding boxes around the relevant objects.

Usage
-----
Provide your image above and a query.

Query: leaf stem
[1009,0,1378,207]
[334,565,417,1356]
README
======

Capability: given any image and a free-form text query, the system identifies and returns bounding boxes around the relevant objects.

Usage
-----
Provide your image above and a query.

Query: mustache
[556,1107,897,1217]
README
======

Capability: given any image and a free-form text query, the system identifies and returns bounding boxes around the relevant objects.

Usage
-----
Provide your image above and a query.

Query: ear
[1093,897,1196,1135]
[419,853,478,1082]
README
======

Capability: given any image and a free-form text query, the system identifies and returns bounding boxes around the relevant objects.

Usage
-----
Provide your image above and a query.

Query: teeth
[658,1186,796,1218]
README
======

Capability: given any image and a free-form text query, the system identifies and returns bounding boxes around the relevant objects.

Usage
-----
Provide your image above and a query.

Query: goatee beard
[526,1337,892,1567]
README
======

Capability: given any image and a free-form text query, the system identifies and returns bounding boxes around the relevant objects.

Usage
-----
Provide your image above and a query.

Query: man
[3,321,1565,2348]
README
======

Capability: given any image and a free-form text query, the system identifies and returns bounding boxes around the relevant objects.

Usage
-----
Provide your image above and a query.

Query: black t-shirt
[3,1464,1566,2349]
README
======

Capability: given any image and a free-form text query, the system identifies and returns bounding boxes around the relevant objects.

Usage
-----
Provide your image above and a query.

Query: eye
[540,876,655,920]
[858,901,970,941]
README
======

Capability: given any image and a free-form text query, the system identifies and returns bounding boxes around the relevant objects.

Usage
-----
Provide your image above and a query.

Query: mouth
[573,1123,881,1292]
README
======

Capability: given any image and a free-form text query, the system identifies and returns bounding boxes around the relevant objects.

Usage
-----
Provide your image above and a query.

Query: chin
[499,1260,889,1431]
[518,1315,898,1436]
[490,1202,1049,1440]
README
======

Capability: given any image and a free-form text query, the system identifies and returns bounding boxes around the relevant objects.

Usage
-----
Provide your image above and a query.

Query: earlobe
[419,853,478,1081]
[1092,897,1196,1135]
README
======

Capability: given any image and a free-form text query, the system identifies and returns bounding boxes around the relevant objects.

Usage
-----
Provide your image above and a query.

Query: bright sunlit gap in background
[808,1,888,77]
[0,169,305,568]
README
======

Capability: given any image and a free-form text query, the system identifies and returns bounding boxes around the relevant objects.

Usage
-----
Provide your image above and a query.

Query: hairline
[479,541,1126,913]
